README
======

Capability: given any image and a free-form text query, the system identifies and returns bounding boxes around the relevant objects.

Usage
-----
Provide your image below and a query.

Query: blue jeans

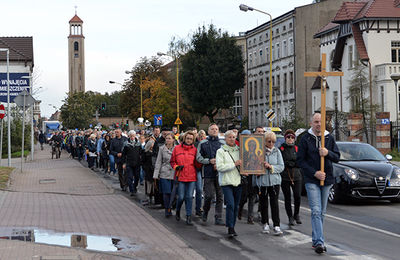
[195,171,203,213]
[109,154,116,173]
[305,183,333,246]
[176,181,195,216]
[140,167,144,183]
[222,185,242,228]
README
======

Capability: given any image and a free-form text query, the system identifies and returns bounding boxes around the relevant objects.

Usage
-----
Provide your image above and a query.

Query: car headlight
[394,168,400,179]
[344,168,359,180]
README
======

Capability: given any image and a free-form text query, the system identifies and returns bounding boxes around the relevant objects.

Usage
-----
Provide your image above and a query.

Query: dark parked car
[329,142,400,203]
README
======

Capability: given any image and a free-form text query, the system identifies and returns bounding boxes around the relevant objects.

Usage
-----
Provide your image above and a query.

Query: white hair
[224,130,236,138]
[128,130,136,136]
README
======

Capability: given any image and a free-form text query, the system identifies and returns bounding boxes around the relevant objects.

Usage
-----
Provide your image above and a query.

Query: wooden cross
[304,53,343,186]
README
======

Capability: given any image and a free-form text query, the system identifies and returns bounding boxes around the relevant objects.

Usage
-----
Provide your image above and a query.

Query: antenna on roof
[74,5,77,15]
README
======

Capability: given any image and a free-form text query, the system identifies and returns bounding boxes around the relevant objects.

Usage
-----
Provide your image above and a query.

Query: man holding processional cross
[297,53,341,254]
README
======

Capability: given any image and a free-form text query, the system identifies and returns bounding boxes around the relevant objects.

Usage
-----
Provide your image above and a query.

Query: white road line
[279,200,400,239]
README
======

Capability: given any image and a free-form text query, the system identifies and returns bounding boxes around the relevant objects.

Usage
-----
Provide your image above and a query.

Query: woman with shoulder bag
[216,130,246,237]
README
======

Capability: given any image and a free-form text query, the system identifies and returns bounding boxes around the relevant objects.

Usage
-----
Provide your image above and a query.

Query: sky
[2,0,313,117]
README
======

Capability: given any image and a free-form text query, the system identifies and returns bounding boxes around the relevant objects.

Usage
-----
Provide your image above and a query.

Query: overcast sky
[2,0,312,117]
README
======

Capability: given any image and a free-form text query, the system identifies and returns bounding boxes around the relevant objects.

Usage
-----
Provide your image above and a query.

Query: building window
[259,35,262,42]
[74,41,79,51]
[254,51,257,65]
[276,28,279,34]
[283,73,287,94]
[259,49,263,58]
[277,75,280,95]
[283,25,286,31]
[260,78,264,99]
[380,86,384,112]
[266,32,268,40]
[289,22,292,29]
[74,53,79,58]
[333,91,338,110]
[283,40,287,57]
[266,47,269,63]
[250,112,253,127]
[272,46,275,60]
[276,43,280,59]
[266,77,269,97]
[249,82,253,100]
[255,111,259,126]
[254,81,258,100]
[289,72,294,93]
[348,45,353,68]
[261,109,264,125]
[253,38,256,44]
[249,54,252,67]
[272,76,275,88]
[392,41,400,62]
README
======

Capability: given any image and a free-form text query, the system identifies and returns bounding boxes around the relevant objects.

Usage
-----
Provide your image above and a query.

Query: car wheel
[328,184,343,204]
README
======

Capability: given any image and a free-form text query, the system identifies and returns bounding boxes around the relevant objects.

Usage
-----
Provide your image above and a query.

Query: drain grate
[39,179,56,184]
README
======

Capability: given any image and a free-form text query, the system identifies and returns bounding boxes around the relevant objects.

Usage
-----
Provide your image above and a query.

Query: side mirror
[386,154,393,161]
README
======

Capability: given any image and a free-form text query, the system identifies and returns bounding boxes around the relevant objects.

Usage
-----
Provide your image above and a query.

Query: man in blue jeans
[297,113,340,254]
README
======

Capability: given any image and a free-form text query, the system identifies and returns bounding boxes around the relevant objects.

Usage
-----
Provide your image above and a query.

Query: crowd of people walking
[44,112,339,254]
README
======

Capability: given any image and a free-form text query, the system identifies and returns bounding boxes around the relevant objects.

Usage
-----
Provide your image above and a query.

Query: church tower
[68,12,85,94]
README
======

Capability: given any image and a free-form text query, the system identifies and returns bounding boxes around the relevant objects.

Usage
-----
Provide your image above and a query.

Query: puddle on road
[0,227,141,252]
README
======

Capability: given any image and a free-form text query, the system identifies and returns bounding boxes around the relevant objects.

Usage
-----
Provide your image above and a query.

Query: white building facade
[246,11,295,129]
[314,0,400,122]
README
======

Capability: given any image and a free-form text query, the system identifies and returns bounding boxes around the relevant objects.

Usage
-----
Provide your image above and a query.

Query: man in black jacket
[297,113,340,254]
[122,130,141,196]
[110,129,128,191]
[197,123,225,225]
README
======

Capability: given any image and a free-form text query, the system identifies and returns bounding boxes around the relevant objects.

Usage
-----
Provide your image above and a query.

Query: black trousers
[239,176,255,219]
[259,185,280,227]
[281,179,302,219]
[203,178,223,219]
[116,162,126,189]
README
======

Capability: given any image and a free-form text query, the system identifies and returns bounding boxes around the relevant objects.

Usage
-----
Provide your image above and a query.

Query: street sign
[0,104,5,119]
[0,73,30,102]
[174,117,183,125]
[154,114,162,126]
[13,90,36,109]
[265,109,276,122]
[381,118,390,125]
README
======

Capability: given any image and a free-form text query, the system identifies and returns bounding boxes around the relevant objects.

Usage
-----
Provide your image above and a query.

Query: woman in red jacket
[170,131,201,225]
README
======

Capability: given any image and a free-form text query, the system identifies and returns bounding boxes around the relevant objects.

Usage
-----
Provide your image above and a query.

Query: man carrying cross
[297,53,341,254]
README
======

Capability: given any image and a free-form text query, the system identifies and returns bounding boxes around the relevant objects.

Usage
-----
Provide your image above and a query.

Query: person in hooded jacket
[154,132,176,217]
[253,131,284,236]
[170,131,201,225]
[280,129,302,226]
[87,134,97,169]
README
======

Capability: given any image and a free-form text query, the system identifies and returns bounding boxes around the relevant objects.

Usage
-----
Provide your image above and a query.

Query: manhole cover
[39,179,56,184]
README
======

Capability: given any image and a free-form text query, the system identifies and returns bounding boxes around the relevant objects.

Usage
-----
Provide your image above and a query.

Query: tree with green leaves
[60,92,96,129]
[181,24,245,122]
[281,102,308,132]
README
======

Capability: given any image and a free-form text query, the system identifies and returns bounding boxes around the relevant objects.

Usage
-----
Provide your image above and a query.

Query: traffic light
[126,120,129,126]
[101,103,106,110]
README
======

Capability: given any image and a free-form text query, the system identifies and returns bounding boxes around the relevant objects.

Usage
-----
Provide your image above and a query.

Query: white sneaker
[262,224,270,234]
[273,226,283,236]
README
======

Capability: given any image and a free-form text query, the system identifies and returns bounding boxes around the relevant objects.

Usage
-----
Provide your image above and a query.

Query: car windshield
[338,143,386,161]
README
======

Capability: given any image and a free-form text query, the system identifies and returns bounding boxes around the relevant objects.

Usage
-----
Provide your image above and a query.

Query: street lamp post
[239,4,273,127]
[391,73,400,152]
[157,52,180,132]
[0,48,11,166]
[21,75,34,161]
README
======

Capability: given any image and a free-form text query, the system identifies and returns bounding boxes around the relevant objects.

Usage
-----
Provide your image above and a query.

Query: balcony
[375,63,400,82]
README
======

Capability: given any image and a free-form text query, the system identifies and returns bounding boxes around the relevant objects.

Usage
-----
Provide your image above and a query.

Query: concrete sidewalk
[0,144,204,259]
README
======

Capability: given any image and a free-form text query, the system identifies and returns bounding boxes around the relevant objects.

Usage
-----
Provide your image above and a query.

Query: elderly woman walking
[154,132,176,217]
[87,134,97,170]
[170,131,201,225]
[254,131,284,236]
[216,130,244,237]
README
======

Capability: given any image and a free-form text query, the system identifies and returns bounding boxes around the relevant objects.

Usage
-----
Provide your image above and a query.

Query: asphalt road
[90,166,400,260]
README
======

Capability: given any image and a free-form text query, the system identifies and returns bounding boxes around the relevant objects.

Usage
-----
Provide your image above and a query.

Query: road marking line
[279,200,400,239]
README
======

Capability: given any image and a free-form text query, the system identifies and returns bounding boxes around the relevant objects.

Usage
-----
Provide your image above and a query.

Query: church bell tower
[68,12,85,94]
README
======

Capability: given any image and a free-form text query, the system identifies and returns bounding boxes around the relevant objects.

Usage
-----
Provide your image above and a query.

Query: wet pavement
[0,144,204,259]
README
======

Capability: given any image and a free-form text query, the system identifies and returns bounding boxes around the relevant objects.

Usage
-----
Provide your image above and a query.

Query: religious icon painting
[240,134,265,175]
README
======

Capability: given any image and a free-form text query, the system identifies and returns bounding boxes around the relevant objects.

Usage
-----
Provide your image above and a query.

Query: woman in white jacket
[216,130,246,237]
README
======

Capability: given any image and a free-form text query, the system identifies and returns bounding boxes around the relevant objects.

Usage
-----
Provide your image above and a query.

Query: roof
[314,22,339,38]
[0,37,34,66]
[333,0,400,23]
[333,1,369,23]
[69,14,83,23]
